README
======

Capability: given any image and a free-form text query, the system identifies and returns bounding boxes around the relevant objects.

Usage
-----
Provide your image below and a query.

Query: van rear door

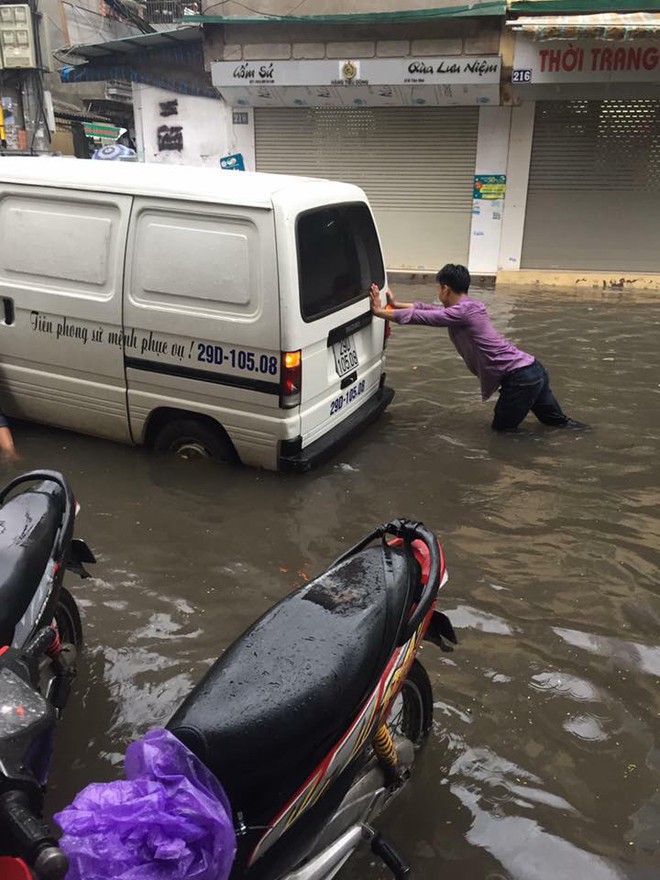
[275,191,389,458]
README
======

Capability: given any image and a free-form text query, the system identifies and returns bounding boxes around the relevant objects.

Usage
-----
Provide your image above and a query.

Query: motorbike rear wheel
[54,587,83,649]
[387,659,433,745]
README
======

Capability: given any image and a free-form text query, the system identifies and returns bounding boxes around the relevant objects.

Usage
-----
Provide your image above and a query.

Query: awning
[181,1,506,25]
[509,0,660,12]
[58,26,218,99]
[59,25,202,61]
[52,98,111,123]
[83,121,122,139]
[60,61,216,99]
[508,12,660,40]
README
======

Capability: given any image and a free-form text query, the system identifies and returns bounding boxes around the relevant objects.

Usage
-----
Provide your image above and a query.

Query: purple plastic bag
[55,729,237,880]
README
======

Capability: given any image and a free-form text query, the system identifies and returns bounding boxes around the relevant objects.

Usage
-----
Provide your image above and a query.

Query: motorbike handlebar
[0,471,75,559]
[0,790,68,880]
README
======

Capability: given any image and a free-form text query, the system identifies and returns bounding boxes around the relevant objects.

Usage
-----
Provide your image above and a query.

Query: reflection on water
[5,284,657,879]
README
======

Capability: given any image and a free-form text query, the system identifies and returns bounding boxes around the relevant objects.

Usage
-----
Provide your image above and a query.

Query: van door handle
[2,298,14,326]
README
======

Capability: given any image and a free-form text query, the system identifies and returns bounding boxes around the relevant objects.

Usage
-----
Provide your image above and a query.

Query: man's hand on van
[370,283,394,307]
[370,286,393,321]
[371,284,412,313]
[370,284,384,313]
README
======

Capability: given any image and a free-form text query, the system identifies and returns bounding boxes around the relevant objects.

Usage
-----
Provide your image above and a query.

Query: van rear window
[297,203,385,322]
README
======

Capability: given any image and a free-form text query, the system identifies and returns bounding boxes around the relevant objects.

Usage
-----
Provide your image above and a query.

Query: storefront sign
[213,56,501,89]
[473,174,506,200]
[212,56,501,108]
[513,36,660,84]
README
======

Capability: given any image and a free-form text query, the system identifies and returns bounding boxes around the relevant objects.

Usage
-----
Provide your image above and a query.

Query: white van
[0,158,393,471]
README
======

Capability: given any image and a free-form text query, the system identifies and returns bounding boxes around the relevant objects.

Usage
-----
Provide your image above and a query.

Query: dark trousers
[492,360,568,432]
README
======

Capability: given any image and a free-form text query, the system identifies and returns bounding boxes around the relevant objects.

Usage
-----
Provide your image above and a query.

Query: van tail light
[280,350,302,408]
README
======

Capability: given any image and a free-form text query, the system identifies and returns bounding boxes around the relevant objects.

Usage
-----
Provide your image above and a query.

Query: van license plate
[333,336,359,377]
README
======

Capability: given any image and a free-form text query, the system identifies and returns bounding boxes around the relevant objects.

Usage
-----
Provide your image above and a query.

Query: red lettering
[613,47,627,71]
[600,48,613,71]
[539,49,561,73]
[642,47,659,71]
[590,48,601,71]
[626,47,642,71]
[562,47,581,72]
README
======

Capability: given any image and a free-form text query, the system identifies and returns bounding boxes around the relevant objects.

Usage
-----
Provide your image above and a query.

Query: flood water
[8,282,659,879]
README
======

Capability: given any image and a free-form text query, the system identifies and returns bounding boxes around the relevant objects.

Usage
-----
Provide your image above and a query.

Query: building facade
[195,1,660,281]
[0,0,146,154]
[202,4,505,272]
[501,19,660,280]
[9,0,660,282]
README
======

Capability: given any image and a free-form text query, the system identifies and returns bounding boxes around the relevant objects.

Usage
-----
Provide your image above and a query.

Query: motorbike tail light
[280,350,302,409]
[0,858,32,880]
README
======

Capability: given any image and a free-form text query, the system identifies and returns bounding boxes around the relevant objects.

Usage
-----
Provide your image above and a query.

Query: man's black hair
[435,264,471,294]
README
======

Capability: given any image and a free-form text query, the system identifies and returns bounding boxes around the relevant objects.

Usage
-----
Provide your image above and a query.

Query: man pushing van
[370,264,587,433]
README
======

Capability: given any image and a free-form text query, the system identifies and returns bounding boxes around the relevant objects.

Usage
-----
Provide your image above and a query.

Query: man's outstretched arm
[370,286,399,320]
[370,283,415,311]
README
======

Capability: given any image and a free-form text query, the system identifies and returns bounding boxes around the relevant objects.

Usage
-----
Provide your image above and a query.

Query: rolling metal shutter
[255,107,479,271]
[522,100,660,272]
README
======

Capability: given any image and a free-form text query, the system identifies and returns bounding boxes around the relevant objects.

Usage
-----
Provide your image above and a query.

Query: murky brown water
[7,283,659,879]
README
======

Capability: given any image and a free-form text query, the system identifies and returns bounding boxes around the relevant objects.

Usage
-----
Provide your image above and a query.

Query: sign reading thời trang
[513,36,660,84]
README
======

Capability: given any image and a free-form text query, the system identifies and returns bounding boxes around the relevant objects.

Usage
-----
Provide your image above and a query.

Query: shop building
[52,1,660,284]
[499,3,660,284]
[197,4,506,272]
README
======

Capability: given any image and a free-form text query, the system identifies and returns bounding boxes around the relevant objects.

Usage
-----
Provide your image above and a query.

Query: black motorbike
[2,512,455,880]
[167,517,456,880]
[0,471,95,880]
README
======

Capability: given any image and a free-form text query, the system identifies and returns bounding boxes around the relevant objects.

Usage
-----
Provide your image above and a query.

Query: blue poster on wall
[220,153,245,171]
[473,174,506,200]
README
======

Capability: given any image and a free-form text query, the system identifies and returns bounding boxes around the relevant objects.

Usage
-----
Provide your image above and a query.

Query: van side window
[297,203,385,322]
[131,210,257,315]
[0,194,119,295]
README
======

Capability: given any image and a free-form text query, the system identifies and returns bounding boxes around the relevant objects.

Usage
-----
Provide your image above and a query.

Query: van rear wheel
[153,419,234,462]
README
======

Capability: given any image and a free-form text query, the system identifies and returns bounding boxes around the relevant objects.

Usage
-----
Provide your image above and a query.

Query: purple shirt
[392,298,534,401]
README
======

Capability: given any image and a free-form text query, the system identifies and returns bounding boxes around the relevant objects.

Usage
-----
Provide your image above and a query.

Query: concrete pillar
[228,107,256,172]
[498,101,535,272]
[132,83,146,162]
[468,105,512,275]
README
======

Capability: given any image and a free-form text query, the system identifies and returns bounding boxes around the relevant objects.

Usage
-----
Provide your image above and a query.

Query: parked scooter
[17,516,455,880]
[0,471,95,880]
[167,517,456,880]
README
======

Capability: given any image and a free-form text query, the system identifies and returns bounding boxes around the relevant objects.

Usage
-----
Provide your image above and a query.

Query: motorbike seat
[168,544,419,825]
[0,492,61,646]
